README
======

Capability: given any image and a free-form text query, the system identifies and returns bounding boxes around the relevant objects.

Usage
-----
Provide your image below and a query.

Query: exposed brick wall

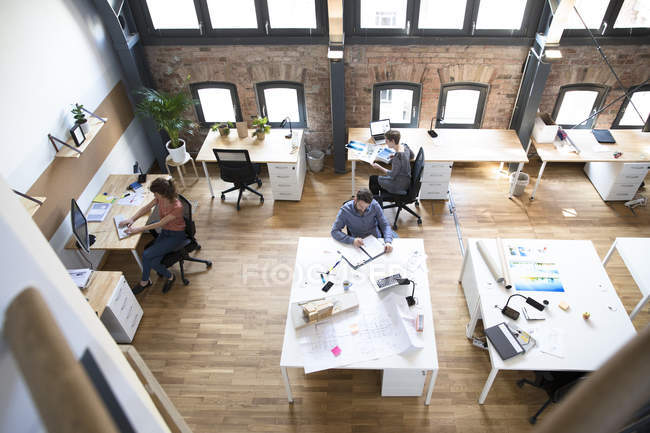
[143,43,650,155]
[143,45,332,153]
[539,45,650,128]
[344,45,530,129]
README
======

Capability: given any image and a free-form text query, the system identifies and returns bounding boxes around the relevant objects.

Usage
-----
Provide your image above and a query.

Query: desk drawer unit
[419,162,452,200]
[381,368,427,396]
[100,276,143,343]
[268,141,306,201]
[584,162,649,201]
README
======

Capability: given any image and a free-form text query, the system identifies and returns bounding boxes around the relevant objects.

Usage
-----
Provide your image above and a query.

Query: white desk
[459,238,636,404]
[280,237,438,405]
[603,237,650,319]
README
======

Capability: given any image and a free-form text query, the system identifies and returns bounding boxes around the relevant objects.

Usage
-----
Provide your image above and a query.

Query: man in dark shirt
[331,189,395,253]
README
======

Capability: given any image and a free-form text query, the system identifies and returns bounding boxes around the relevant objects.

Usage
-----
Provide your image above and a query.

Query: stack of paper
[68,268,92,288]
[87,202,111,222]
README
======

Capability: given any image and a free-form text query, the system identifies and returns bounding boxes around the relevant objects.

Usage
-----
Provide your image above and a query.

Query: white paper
[341,245,370,268]
[113,215,129,239]
[117,190,144,206]
[539,328,565,358]
[87,202,111,222]
[361,235,385,258]
[68,268,92,288]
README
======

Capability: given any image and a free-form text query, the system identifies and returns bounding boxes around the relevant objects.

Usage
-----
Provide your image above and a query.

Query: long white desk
[459,238,636,404]
[603,237,650,319]
[280,237,438,405]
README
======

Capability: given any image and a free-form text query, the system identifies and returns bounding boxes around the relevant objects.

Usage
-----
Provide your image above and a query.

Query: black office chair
[213,149,263,210]
[146,194,212,287]
[378,147,424,230]
[517,371,587,424]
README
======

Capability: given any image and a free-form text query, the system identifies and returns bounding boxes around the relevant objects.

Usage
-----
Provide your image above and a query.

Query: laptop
[370,119,391,145]
[371,272,403,293]
[592,129,616,144]
[113,215,129,240]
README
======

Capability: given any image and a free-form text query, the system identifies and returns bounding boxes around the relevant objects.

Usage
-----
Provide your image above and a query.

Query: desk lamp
[502,294,546,320]
[397,278,417,307]
[280,117,293,139]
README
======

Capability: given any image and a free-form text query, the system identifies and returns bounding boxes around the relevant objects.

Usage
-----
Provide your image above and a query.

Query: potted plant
[71,103,89,135]
[212,121,234,137]
[251,116,271,141]
[135,86,195,163]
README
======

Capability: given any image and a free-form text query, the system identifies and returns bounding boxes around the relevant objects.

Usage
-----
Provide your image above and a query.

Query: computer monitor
[370,119,391,138]
[71,199,90,253]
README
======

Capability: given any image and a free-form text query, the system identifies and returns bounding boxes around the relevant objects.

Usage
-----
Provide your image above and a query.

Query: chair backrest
[405,147,425,201]
[177,194,196,240]
[213,149,257,184]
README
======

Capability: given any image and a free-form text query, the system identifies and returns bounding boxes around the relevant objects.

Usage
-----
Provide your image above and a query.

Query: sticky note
[349,324,359,335]
[558,301,570,311]
[331,346,341,357]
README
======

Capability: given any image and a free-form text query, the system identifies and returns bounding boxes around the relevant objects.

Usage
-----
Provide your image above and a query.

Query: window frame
[133,0,203,36]
[352,0,415,36]
[371,82,422,128]
[551,83,610,129]
[436,82,489,129]
[471,0,542,37]
[130,0,329,43]
[611,83,650,129]
[254,81,308,128]
[190,82,243,128]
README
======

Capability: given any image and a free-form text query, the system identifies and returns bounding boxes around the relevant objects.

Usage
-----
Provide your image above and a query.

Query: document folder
[485,322,525,360]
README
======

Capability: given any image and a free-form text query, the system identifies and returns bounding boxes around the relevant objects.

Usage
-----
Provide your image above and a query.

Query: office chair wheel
[529,416,537,425]
[206,261,212,268]
[517,379,525,388]
[196,244,202,251]
[236,204,241,211]
[415,200,420,207]
[417,218,422,225]
[257,179,262,187]
[260,197,264,203]
[221,193,225,201]
[182,278,190,286]
[393,223,398,231]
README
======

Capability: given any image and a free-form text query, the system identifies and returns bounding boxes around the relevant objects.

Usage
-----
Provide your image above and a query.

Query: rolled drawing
[477,240,504,284]
[496,237,512,289]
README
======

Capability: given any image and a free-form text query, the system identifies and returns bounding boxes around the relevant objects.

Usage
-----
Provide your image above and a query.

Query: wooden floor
[105,158,650,433]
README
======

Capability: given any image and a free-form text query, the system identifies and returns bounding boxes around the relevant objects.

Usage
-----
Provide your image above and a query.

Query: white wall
[0,176,170,433]
[0,0,155,260]
[0,0,161,430]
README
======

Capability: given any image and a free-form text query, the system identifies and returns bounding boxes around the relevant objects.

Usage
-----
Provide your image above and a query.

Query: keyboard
[374,273,402,292]
[113,215,129,240]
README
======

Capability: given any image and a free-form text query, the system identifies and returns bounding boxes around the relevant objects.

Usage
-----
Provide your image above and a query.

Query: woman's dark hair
[384,129,401,144]
[150,177,177,201]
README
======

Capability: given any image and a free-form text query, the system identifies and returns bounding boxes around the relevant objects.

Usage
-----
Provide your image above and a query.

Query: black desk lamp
[502,294,546,320]
[427,117,438,138]
[397,278,417,307]
[280,117,293,139]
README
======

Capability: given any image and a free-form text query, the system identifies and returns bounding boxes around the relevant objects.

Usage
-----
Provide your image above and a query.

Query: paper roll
[496,237,512,289]
[477,240,504,283]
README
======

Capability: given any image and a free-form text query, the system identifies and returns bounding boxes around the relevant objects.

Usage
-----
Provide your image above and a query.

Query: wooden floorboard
[104,157,650,433]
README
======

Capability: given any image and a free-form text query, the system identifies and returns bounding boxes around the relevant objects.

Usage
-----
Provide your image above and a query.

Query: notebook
[113,215,129,240]
[592,129,616,144]
[484,322,524,360]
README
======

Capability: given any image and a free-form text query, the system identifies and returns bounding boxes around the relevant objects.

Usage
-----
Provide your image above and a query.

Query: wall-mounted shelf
[51,117,107,158]
[13,190,46,216]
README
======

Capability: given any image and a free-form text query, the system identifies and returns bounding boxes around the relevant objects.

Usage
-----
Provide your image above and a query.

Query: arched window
[552,84,609,129]
[255,81,307,128]
[372,82,422,128]
[190,82,242,127]
[436,82,489,129]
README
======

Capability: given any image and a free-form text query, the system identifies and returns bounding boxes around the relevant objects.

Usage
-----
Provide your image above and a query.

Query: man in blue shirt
[331,189,395,253]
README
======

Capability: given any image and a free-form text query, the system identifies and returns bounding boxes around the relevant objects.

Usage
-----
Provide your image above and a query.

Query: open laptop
[592,129,616,144]
[370,119,391,145]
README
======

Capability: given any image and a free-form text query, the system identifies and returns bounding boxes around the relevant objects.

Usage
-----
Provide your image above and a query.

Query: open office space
[1,1,650,432]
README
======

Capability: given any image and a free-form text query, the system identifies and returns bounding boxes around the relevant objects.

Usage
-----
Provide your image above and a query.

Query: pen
[326,259,341,275]
[320,274,326,283]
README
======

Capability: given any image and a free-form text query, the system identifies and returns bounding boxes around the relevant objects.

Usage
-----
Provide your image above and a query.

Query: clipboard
[340,236,386,270]
[485,322,525,360]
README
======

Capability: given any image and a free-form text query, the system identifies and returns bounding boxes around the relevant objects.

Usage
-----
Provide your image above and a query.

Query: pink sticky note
[331,346,342,357]
[349,324,359,335]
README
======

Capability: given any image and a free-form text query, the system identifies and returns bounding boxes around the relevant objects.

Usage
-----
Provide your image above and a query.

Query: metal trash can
[510,172,529,197]
[307,150,325,172]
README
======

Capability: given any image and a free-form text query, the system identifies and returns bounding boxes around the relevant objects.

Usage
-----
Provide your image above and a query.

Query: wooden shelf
[19,196,45,216]
[55,117,107,158]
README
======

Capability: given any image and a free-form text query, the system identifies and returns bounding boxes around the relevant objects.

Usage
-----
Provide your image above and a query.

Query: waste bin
[510,172,529,197]
[307,150,325,172]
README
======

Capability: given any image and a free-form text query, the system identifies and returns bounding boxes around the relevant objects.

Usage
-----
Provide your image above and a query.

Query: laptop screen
[370,119,391,136]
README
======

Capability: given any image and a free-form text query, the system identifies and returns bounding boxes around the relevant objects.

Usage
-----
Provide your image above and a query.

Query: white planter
[166,139,186,164]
